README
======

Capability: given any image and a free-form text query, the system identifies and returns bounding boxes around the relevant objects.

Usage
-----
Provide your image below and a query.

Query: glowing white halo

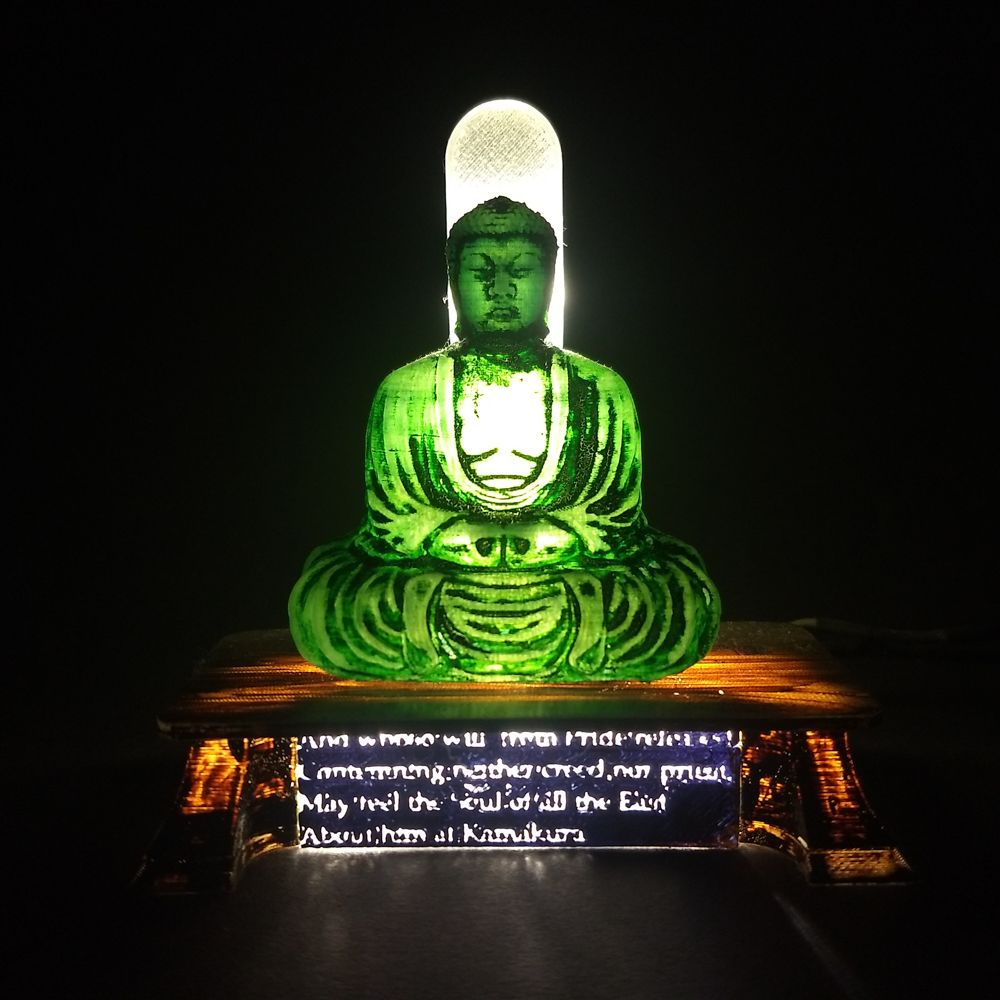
[445,99,564,347]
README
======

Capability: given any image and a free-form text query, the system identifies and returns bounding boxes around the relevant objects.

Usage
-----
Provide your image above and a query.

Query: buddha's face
[456,237,550,334]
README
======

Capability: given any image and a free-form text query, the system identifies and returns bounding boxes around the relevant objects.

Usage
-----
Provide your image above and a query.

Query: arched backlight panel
[445,99,564,347]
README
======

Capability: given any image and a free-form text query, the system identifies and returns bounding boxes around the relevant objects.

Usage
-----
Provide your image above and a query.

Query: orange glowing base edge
[136,623,912,891]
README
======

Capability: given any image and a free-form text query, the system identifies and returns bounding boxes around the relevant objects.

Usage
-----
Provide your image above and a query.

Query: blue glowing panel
[297,728,739,848]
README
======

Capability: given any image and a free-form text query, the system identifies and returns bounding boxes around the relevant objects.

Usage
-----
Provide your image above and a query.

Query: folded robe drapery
[290,344,720,681]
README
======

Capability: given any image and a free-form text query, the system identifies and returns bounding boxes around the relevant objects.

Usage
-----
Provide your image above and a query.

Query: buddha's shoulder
[558,349,633,396]
[373,346,633,397]
[376,349,448,394]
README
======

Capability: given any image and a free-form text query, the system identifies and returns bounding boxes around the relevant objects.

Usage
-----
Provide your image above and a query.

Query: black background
[7,6,998,998]
[13,5,996,724]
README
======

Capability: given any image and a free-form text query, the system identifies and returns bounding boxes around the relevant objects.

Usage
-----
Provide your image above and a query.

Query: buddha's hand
[427,518,580,569]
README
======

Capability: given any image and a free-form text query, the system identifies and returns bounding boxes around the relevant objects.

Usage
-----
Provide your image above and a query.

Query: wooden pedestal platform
[136,622,911,891]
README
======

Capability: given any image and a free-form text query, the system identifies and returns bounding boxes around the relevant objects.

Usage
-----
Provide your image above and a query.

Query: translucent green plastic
[290,197,720,682]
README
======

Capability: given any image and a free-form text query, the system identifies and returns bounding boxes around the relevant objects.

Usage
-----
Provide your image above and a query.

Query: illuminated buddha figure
[289,197,720,682]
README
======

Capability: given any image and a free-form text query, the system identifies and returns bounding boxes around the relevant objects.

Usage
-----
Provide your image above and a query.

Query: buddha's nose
[491,270,514,299]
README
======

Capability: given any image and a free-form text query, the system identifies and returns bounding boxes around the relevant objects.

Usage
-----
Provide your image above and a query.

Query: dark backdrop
[12,6,996,723]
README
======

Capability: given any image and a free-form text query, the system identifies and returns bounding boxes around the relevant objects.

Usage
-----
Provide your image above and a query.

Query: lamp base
[135,623,912,891]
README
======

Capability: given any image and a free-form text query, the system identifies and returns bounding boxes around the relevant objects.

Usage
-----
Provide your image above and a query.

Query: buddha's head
[447,197,557,343]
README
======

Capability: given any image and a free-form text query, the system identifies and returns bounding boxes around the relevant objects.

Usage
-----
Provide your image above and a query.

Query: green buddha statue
[289,197,720,682]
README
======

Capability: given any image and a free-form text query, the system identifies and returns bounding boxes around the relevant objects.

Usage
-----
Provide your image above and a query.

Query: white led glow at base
[445,99,564,347]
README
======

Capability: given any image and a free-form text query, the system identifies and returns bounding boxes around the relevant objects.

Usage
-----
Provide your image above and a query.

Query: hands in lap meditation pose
[289,197,720,681]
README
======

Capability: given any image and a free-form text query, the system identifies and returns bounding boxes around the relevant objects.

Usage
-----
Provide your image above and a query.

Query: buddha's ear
[543,247,557,298]
[544,269,556,310]
[448,274,463,336]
